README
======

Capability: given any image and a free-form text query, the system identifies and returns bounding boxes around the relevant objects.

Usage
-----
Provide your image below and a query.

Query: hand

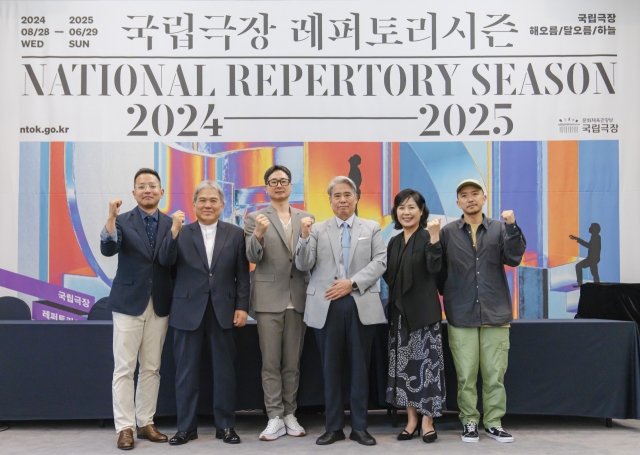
[325,279,352,301]
[300,216,314,239]
[569,234,577,241]
[233,310,248,327]
[171,210,185,238]
[254,214,270,240]
[501,210,515,225]
[108,199,122,219]
[426,218,441,241]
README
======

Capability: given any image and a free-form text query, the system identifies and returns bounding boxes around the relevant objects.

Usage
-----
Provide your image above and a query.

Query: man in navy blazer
[159,180,250,445]
[100,168,174,450]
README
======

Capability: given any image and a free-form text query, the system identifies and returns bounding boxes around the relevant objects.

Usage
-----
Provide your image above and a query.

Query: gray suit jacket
[295,216,387,329]
[245,206,312,313]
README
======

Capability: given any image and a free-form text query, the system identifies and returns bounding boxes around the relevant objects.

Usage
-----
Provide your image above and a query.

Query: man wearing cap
[438,179,526,444]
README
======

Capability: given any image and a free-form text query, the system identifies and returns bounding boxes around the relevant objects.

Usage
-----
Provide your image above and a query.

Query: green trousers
[448,325,510,428]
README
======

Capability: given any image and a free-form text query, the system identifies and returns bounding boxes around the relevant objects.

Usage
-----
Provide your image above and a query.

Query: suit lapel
[188,222,209,270]
[291,209,302,255]
[209,221,229,272]
[348,216,363,270]
[265,206,288,252]
[153,213,169,260]
[130,209,153,258]
[327,219,342,273]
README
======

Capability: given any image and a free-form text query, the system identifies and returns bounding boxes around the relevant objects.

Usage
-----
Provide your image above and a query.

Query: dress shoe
[137,424,168,442]
[422,429,438,443]
[397,424,418,441]
[316,430,346,445]
[169,430,198,445]
[117,429,134,450]
[216,427,241,444]
[349,429,376,446]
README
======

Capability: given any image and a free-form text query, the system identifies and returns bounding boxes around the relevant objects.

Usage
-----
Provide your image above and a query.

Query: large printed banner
[0,1,639,321]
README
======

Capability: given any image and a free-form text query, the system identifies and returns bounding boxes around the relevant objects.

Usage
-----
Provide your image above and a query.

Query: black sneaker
[461,422,479,443]
[485,426,514,443]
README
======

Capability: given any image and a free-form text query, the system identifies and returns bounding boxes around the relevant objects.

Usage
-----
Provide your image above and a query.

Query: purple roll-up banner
[32,301,87,321]
[0,268,95,317]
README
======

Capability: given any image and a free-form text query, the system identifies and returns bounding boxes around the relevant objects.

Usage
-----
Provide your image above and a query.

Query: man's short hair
[327,176,357,197]
[134,168,161,186]
[264,165,292,184]
[192,180,225,204]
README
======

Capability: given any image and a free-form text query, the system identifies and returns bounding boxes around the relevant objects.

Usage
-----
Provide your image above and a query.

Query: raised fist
[501,210,515,225]
[427,218,441,240]
[300,216,314,239]
[108,199,123,219]
[254,214,271,239]
[171,210,185,237]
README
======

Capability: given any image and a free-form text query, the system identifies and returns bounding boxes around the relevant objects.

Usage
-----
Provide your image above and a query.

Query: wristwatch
[351,280,358,290]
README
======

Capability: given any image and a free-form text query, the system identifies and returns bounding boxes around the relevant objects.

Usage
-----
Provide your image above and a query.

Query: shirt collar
[458,213,488,229]
[137,206,158,221]
[335,213,356,228]
[198,221,218,231]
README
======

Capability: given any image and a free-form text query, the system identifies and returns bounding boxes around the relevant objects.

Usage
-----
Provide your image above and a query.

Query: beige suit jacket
[245,205,312,313]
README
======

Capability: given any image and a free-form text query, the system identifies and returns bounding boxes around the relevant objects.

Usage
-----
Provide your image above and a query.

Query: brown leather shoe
[137,424,168,443]
[117,429,134,450]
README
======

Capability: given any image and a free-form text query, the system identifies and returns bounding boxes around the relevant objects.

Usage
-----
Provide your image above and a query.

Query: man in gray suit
[244,165,313,441]
[296,176,386,446]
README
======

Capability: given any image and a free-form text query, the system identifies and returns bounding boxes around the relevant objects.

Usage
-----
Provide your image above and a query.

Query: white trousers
[112,298,169,433]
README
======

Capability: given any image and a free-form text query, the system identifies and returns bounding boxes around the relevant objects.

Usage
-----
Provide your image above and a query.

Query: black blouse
[383,228,443,332]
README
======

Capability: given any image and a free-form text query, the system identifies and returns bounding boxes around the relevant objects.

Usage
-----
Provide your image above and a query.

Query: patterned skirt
[385,310,446,416]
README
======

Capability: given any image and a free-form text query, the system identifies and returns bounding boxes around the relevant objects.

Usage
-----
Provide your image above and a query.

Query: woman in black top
[383,189,445,443]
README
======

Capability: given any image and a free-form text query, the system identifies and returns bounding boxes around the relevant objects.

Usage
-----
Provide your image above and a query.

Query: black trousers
[173,299,236,431]
[314,295,374,432]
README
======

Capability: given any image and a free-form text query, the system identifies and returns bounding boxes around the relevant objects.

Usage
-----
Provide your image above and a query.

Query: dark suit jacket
[383,228,443,332]
[159,221,250,331]
[100,208,173,317]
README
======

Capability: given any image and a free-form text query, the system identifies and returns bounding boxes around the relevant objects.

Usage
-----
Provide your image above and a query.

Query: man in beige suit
[244,165,313,441]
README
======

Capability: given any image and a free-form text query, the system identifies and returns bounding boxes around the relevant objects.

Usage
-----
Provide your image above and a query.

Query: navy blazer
[100,208,173,317]
[159,220,250,331]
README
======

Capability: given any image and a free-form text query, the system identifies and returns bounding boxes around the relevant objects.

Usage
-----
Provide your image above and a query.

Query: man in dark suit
[100,168,174,450]
[159,180,250,445]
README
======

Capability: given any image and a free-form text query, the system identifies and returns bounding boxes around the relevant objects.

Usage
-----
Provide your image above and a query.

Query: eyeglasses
[135,184,159,190]
[266,179,291,187]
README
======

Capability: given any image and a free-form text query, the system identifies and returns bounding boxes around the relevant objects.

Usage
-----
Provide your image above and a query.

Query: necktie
[144,216,156,254]
[341,221,351,278]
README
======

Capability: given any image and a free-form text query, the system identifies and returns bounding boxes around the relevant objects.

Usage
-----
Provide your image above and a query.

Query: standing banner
[1,1,638,321]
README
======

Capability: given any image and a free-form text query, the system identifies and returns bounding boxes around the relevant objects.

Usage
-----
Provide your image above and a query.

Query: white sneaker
[259,416,286,441]
[283,414,306,436]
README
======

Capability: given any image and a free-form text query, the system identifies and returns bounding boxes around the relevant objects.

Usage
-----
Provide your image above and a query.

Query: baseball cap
[456,179,484,194]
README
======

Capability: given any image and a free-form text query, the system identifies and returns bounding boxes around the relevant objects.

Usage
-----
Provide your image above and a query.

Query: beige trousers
[256,309,306,419]
[112,298,169,433]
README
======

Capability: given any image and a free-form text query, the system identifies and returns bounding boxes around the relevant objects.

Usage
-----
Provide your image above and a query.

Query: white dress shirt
[199,221,218,268]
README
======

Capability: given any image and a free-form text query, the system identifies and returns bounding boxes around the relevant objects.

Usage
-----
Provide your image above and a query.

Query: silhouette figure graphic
[569,223,601,287]
[348,154,362,216]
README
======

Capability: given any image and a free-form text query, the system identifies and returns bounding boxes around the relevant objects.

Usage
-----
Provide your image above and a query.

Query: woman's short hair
[391,189,429,230]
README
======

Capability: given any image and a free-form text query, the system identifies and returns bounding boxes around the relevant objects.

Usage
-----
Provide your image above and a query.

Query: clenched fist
[171,210,185,238]
[108,199,123,219]
[427,218,441,242]
[300,216,314,239]
[254,214,271,240]
[501,210,516,225]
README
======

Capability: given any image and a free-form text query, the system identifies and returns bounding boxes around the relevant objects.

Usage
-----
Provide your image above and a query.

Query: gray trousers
[256,309,306,419]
